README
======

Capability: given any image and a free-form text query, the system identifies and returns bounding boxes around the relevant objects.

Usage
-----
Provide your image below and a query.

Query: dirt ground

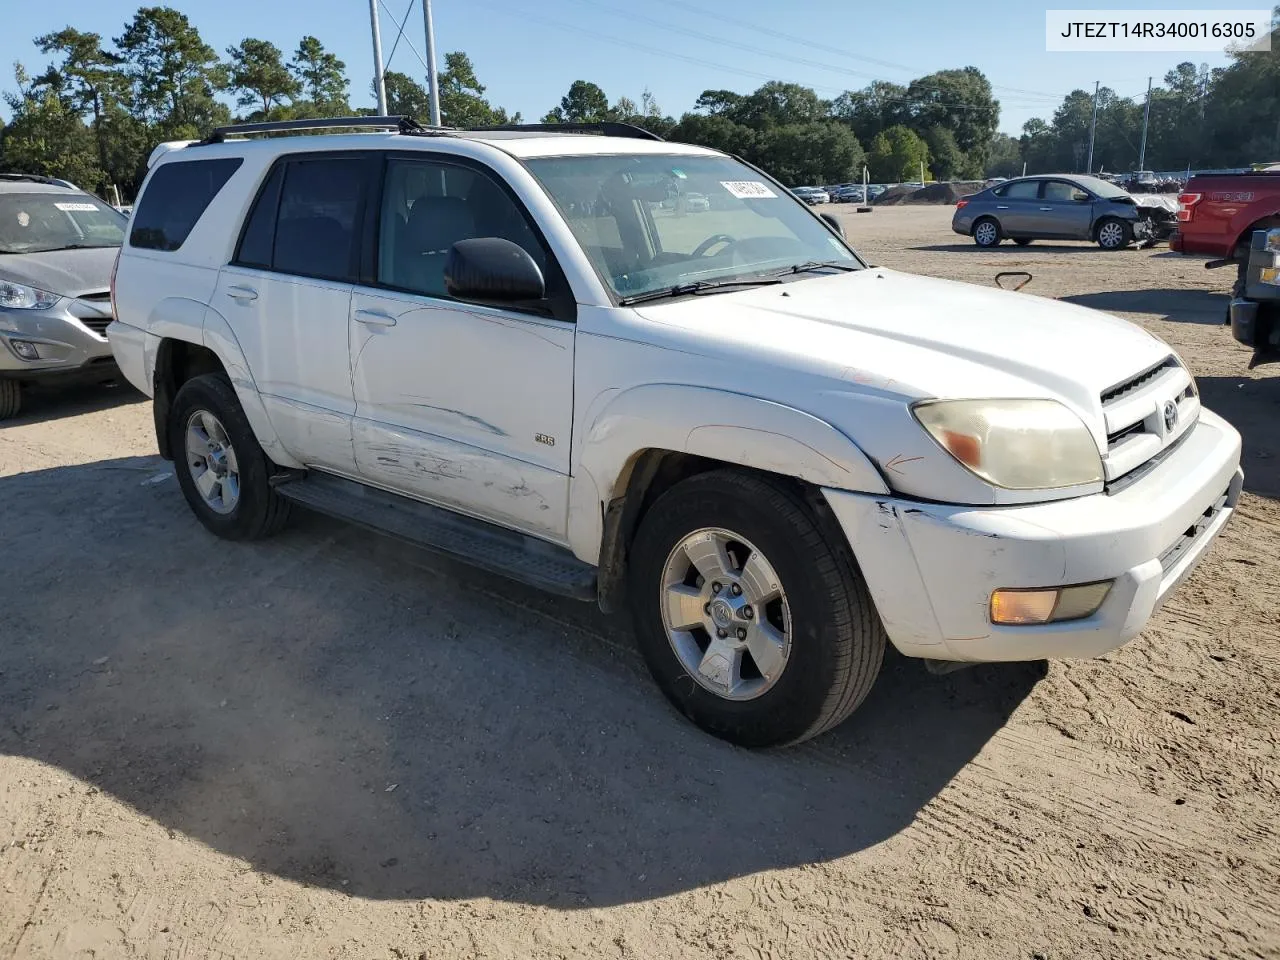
[2,205,1277,960]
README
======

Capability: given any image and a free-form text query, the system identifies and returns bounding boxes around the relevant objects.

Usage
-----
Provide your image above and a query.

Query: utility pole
[1138,76,1152,172]
[1085,80,1100,173]
[423,0,441,126]
[369,0,387,115]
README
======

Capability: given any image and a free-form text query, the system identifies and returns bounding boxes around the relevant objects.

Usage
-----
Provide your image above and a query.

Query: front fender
[567,384,888,563]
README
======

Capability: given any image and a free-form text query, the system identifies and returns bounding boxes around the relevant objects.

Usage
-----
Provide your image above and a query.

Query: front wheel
[628,470,885,747]
[0,380,20,420]
[1096,218,1132,250]
[169,373,291,541]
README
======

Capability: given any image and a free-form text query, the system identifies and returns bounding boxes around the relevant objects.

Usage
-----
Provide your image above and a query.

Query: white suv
[108,117,1243,747]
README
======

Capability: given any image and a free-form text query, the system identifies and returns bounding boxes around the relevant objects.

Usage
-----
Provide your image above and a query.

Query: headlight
[0,279,60,310]
[913,398,1103,490]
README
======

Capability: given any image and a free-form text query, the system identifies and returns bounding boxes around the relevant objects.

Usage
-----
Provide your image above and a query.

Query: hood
[635,268,1171,424]
[0,246,119,298]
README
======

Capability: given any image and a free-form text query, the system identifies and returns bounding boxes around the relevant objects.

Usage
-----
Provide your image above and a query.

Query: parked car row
[790,186,829,205]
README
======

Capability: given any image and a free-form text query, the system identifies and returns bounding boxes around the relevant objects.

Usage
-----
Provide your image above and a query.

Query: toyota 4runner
[108,117,1244,747]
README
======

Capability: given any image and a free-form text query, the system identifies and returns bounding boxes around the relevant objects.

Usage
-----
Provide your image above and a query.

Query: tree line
[1,5,1276,201]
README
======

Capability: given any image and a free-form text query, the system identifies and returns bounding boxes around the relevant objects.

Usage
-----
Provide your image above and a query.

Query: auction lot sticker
[54,202,101,212]
[1046,10,1271,51]
[721,181,777,199]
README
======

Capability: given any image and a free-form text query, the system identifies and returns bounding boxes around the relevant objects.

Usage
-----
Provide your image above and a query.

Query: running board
[274,472,597,601]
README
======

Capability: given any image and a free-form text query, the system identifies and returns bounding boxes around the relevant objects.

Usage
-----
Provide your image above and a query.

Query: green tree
[830,81,908,145]
[227,38,299,118]
[32,28,124,186]
[902,68,998,177]
[437,51,516,126]
[543,80,611,123]
[0,64,102,187]
[753,122,864,185]
[693,89,743,116]
[669,112,756,155]
[114,7,229,139]
[731,81,826,128]
[922,125,964,180]
[868,125,930,182]
[986,132,1021,178]
[381,70,431,119]
[291,36,348,115]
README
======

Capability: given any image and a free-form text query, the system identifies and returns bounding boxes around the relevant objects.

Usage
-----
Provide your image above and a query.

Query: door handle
[995,205,1009,210]
[225,285,258,302]
[1039,206,1054,211]
[354,309,397,327]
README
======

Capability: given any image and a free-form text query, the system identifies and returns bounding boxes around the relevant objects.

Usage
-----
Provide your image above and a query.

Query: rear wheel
[1096,218,1132,250]
[169,373,291,541]
[0,380,19,420]
[628,470,885,747]
[972,218,1001,247]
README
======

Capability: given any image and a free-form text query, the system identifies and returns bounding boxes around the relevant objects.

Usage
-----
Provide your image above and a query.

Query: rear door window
[236,156,369,282]
[996,180,1041,199]
[130,158,242,251]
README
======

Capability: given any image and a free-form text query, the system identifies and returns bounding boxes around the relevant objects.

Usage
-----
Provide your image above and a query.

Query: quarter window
[130,158,242,251]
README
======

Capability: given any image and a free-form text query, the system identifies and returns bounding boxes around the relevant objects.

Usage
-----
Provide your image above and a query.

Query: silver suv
[0,175,127,419]
[952,174,1145,250]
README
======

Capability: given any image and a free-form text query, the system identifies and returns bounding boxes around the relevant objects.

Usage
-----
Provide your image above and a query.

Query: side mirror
[819,212,844,237]
[1073,192,1090,202]
[444,237,545,304]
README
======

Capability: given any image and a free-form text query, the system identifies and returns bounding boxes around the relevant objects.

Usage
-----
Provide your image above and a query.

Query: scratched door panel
[348,286,574,542]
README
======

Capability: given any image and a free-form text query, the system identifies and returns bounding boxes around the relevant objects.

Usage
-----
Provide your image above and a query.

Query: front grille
[1158,487,1230,573]
[1100,355,1199,484]
[78,291,111,301]
[1101,356,1179,405]
[79,316,111,336]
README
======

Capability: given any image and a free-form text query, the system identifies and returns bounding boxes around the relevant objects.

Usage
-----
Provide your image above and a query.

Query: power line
[646,0,1068,101]
[476,0,1058,114]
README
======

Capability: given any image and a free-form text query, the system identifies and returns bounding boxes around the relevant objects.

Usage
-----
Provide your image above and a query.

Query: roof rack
[199,115,448,144]
[193,115,665,147]
[0,173,73,187]
[466,121,664,142]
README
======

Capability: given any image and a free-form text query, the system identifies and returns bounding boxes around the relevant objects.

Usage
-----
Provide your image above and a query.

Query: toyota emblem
[1163,400,1178,433]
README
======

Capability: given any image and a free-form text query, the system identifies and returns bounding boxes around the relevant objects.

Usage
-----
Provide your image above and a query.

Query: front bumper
[0,299,115,380]
[824,409,1243,662]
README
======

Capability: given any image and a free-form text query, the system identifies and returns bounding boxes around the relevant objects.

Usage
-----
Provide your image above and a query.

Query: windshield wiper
[618,276,782,305]
[41,243,119,251]
[776,260,860,275]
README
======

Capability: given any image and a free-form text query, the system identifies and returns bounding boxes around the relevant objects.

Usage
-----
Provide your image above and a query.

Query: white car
[108,117,1243,747]
[791,186,829,205]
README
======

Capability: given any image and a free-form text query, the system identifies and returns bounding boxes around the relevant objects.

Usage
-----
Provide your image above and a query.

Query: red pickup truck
[1171,170,1280,261]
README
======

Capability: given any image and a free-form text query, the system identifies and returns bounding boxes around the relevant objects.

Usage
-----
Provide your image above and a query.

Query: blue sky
[0,0,1238,134]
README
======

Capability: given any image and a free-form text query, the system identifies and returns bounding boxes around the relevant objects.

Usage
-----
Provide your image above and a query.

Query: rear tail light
[109,249,121,322]
[1176,193,1202,222]
[955,198,969,209]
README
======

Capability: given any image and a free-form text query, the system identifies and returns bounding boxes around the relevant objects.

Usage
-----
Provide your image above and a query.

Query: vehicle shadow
[0,456,1045,907]
[1060,289,1228,324]
[1197,374,1280,499]
[912,242,1105,254]
[3,378,145,425]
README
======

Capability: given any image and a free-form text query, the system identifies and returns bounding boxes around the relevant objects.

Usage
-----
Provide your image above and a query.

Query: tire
[0,380,20,420]
[627,470,886,747]
[1013,238,1033,246]
[168,373,291,541]
[1096,218,1132,250]
[972,217,1001,247]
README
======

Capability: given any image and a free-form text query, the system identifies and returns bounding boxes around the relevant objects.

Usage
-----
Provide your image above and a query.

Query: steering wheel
[691,234,736,258]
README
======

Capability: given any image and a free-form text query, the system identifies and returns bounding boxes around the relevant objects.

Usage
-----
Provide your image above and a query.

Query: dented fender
[201,305,303,469]
[568,384,888,563]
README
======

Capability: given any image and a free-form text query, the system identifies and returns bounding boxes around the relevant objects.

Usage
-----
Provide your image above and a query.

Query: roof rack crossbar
[0,173,68,186]
[465,121,664,142]
[199,115,451,144]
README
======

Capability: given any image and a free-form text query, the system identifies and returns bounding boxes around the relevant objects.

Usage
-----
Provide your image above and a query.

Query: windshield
[0,193,126,254]
[524,154,860,300]
[1074,176,1129,199]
